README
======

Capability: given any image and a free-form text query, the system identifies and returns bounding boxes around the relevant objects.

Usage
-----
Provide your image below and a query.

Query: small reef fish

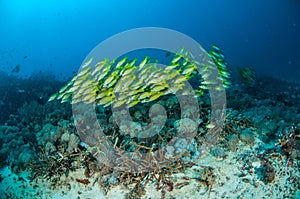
[92,59,107,76]
[165,63,179,71]
[210,43,221,51]
[112,99,127,108]
[238,66,256,86]
[115,57,127,70]
[171,55,182,64]
[81,57,94,68]
[139,56,149,68]
[127,100,140,108]
[48,92,58,102]
[49,46,232,108]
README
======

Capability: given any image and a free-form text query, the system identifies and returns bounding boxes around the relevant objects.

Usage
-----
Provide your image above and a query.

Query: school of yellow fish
[48,44,231,108]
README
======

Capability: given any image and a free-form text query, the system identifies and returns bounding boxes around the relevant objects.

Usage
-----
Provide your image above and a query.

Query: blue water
[0,0,299,81]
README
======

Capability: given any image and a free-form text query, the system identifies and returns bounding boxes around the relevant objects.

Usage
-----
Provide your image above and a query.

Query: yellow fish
[139,56,149,68]
[48,92,58,102]
[115,57,127,70]
[127,100,140,108]
[149,92,163,101]
[81,57,94,68]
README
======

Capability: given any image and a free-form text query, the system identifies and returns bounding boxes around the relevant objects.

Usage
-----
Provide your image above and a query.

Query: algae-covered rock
[240,128,255,146]
[174,138,188,154]
[45,141,56,155]
[119,120,142,138]
[174,118,198,136]
[67,133,80,153]
[226,134,240,152]
[43,131,80,154]
[36,123,58,146]
[61,132,70,142]
[174,138,199,162]
[17,147,36,168]
[210,146,226,159]
[36,119,80,155]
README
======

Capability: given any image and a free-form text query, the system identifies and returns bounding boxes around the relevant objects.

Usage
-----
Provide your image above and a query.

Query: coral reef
[1,47,300,199]
[0,71,65,124]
